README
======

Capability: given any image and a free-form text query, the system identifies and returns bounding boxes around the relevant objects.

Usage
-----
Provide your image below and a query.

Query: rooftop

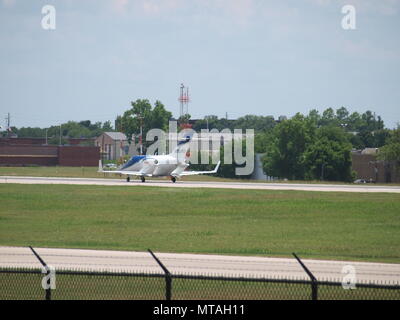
[104,132,127,141]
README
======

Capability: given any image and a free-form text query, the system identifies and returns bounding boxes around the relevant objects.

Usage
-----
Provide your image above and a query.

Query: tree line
[257,109,397,182]
[6,99,399,182]
[7,120,114,145]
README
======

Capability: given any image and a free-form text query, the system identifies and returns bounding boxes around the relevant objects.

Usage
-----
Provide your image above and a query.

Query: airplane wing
[97,160,152,176]
[103,170,152,177]
[179,161,221,176]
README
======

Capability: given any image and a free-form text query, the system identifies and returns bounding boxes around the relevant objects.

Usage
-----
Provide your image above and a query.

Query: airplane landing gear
[126,176,130,182]
[141,176,146,183]
[171,177,176,183]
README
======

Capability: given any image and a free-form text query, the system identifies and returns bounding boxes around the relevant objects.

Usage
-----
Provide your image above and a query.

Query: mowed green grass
[0,184,399,263]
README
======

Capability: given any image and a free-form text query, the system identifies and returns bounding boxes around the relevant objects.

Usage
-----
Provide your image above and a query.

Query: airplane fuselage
[120,155,188,177]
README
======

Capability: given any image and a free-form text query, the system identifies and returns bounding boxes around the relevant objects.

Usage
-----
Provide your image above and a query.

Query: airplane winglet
[213,161,221,173]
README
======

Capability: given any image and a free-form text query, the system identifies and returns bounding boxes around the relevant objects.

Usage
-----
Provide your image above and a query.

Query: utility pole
[59,124,62,146]
[321,163,325,181]
[135,113,144,155]
[139,116,144,155]
[5,113,10,137]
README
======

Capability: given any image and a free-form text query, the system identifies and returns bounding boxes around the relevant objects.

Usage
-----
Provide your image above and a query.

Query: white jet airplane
[98,135,221,183]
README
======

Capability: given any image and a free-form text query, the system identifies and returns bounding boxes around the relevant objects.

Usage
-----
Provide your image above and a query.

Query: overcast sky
[1,0,399,129]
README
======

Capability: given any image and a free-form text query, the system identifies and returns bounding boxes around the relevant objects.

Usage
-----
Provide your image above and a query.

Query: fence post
[292,253,318,300]
[148,249,172,300]
[29,246,51,300]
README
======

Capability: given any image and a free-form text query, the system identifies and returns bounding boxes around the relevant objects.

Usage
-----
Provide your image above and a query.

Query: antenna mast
[178,83,190,118]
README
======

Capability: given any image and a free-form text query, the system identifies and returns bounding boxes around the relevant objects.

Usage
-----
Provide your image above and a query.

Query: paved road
[1,246,399,283]
[1,176,400,193]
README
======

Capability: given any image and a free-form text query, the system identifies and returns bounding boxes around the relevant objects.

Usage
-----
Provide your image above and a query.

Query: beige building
[95,132,129,161]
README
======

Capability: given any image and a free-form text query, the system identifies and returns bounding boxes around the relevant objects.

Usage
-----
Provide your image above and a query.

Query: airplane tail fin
[169,133,193,162]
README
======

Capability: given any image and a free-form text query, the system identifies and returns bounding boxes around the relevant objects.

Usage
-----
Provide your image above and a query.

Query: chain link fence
[1,269,399,300]
[0,248,399,300]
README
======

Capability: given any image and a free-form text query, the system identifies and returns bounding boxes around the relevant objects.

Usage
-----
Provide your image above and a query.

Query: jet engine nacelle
[141,158,158,175]
[170,163,189,177]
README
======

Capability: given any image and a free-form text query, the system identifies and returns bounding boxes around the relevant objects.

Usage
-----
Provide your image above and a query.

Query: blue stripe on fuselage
[121,155,146,170]
[177,136,191,146]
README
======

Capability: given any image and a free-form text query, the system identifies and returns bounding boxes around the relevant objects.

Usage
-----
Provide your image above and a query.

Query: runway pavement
[1,175,400,193]
[0,246,399,283]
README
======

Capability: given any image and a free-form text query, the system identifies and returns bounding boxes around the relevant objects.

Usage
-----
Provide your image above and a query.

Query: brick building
[0,138,99,166]
[351,149,399,183]
[0,137,94,146]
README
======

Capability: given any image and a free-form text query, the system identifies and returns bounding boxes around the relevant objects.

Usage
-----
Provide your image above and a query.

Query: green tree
[347,112,363,131]
[378,128,400,168]
[20,120,114,141]
[262,114,316,180]
[336,106,349,123]
[116,99,152,143]
[192,114,276,134]
[79,120,91,128]
[102,120,113,131]
[48,136,68,145]
[307,109,321,125]
[373,129,391,147]
[255,131,271,153]
[116,99,173,144]
[61,121,92,138]
[14,127,45,138]
[234,115,276,133]
[304,126,354,182]
[150,100,172,131]
[319,108,339,127]
[192,115,223,131]
[178,114,191,126]
[349,133,364,149]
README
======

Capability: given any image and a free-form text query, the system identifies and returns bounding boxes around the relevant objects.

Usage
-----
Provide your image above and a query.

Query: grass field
[0,166,100,178]
[0,183,399,263]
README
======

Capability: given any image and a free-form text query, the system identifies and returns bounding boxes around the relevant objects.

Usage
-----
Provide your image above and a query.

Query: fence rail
[0,248,399,300]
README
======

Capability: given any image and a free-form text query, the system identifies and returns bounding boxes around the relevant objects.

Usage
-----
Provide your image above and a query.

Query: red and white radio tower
[178,83,190,118]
